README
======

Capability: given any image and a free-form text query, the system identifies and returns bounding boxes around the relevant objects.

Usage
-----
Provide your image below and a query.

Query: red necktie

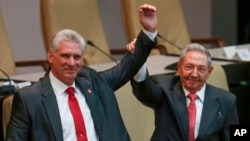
[66,87,88,141]
[187,93,198,141]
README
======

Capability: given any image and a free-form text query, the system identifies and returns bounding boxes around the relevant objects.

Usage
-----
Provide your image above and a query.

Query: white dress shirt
[142,28,157,41]
[49,72,98,141]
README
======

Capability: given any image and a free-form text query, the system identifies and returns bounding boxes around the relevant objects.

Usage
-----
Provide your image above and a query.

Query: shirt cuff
[133,63,147,82]
[142,29,157,41]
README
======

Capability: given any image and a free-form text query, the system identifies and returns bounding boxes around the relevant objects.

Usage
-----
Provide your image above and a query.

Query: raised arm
[97,4,158,90]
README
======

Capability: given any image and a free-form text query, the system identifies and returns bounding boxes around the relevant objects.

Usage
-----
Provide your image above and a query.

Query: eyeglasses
[183,64,208,73]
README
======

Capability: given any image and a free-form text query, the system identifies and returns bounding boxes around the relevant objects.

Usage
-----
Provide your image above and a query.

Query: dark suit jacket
[131,74,239,141]
[6,31,156,141]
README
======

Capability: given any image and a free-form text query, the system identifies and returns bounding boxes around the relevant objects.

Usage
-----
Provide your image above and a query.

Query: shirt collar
[49,71,76,95]
[183,84,206,102]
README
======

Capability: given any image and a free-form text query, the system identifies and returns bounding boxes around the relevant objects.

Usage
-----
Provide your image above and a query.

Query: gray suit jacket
[6,31,156,141]
[131,74,239,141]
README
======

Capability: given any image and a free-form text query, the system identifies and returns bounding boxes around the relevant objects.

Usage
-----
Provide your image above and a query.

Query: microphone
[157,33,182,50]
[86,40,118,64]
[0,68,16,96]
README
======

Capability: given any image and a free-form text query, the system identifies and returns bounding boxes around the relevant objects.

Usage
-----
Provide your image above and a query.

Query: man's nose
[190,67,198,76]
[67,57,76,65]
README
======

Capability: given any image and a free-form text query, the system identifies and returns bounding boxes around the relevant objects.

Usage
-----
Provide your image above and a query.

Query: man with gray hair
[130,43,239,141]
[6,4,157,141]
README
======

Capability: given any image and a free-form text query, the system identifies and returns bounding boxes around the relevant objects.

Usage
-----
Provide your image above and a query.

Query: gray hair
[50,29,86,54]
[179,43,212,67]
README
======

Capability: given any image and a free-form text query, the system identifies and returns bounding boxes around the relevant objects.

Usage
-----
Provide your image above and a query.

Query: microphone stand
[157,33,182,50]
[87,40,118,64]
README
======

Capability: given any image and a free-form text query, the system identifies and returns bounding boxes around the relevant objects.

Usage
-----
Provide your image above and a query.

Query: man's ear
[208,65,214,75]
[47,50,53,63]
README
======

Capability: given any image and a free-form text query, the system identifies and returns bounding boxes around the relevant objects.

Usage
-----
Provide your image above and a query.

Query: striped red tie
[187,93,198,141]
[66,87,88,141]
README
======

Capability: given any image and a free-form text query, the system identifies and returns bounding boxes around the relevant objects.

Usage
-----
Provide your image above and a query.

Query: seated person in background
[127,41,239,141]
[6,4,157,141]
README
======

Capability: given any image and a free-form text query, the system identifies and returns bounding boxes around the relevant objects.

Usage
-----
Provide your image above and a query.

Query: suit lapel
[75,77,104,138]
[197,85,219,139]
[41,75,64,141]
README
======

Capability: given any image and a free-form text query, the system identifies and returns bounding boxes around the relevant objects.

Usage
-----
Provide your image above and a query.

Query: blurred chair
[41,0,128,65]
[207,64,229,91]
[1,7,14,138]
[0,5,17,76]
[122,0,226,55]
[115,83,154,141]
